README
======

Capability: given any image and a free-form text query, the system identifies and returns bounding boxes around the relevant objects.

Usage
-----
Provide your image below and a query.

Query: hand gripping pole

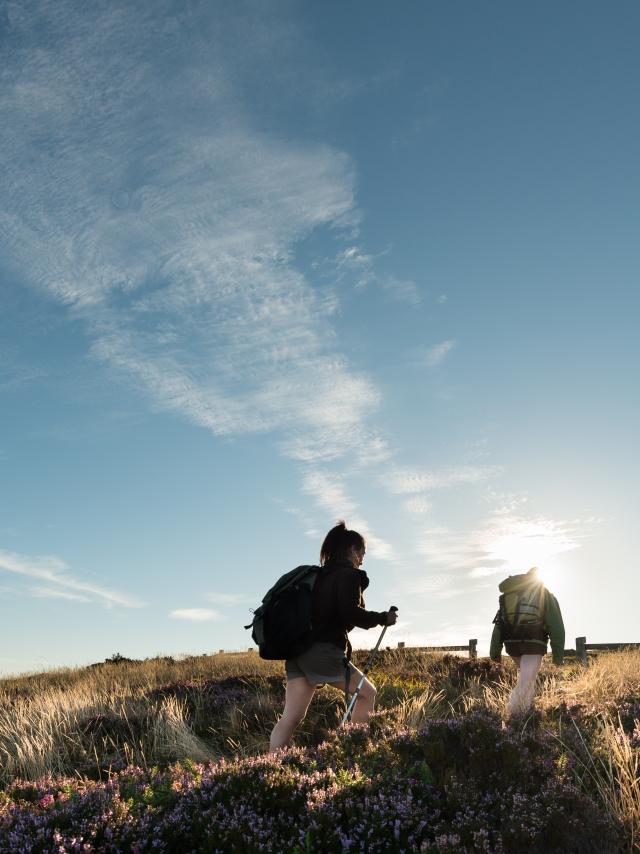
[341,606,398,725]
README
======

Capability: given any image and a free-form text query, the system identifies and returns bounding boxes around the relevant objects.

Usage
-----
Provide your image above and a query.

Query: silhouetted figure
[490,567,565,719]
[269,521,397,751]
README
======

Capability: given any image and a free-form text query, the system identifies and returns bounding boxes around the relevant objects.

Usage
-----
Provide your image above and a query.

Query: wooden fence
[394,637,640,666]
[567,637,640,666]
[226,640,640,665]
[396,640,478,659]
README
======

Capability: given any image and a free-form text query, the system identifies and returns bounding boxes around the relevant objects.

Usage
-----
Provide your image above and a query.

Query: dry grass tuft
[555,649,640,708]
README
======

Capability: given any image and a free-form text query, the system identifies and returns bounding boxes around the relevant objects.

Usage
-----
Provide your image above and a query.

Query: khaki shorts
[285,641,356,686]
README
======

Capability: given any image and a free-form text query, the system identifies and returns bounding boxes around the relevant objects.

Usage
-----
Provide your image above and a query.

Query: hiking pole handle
[341,606,398,726]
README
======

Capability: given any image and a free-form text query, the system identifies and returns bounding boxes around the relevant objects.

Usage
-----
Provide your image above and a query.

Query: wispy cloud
[385,465,502,495]
[205,592,253,606]
[380,275,421,305]
[466,511,582,576]
[423,339,456,368]
[30,586,92,602]
[334,245,376,288]
[416,526,485,568]
[302,471,393,560]
[0,549,143,608]
[313,243,419,303]
[403,495,432,515]
[0,2,381,467]
[412,509,585,578]
[169,608,224,622]
[0,361,46,392]
[303,471,358,519]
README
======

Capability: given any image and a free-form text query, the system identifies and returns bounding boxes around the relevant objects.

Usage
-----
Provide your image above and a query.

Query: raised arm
[336,571,388,629]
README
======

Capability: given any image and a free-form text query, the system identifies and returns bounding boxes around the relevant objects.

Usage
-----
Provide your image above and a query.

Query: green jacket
[490,572,565,665]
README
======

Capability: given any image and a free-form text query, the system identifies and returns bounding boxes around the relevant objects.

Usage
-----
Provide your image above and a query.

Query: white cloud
[355,435,394,467]
[350,521,394,561]
[169,608,224,622]
[0,549,143,608]
[466,511,582,576]
[302,471,393,560]
[385,465,502,495]
[412,509,585,580]
[205,592,252,606]
[381,275,421,305]
[424,339,456,368]
[403,495,432,515]
[30,586,91,602]
[415,526,483,567]
[303,471,359,519]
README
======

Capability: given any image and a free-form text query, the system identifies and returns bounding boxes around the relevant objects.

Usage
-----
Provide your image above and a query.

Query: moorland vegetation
[0,648,638,852]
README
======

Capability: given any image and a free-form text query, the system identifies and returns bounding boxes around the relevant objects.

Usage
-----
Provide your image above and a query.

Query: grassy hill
[0,649,638,851]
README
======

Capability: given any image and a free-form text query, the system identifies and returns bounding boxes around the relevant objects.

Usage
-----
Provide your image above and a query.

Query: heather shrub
[0,714,623,852]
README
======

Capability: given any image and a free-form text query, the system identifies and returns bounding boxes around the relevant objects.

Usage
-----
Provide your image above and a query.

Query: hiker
[490,566,565,719]
[269,521,398,751]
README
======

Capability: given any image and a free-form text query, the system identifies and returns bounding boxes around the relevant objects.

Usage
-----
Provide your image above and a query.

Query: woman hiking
[269,521,398,752]
[490,566,565,720]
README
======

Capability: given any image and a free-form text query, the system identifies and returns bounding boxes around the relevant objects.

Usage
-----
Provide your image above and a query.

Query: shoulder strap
[262,564,318,605]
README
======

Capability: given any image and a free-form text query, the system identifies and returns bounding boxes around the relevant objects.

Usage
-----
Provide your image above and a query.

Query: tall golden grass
[0,652,281,783]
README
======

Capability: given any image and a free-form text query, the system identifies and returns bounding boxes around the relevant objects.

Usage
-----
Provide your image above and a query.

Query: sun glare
[481,516,578,595]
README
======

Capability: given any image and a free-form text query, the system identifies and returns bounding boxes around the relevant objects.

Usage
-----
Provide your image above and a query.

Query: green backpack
[495,574,546,641]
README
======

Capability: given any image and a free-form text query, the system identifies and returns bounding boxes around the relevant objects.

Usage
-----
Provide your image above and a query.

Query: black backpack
[244,565,320,660]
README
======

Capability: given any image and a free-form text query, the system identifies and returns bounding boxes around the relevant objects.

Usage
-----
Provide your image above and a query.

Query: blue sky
[1,0,639,674]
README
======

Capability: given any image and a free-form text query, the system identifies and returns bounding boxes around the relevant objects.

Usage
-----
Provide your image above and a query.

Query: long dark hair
[320,521,365,566]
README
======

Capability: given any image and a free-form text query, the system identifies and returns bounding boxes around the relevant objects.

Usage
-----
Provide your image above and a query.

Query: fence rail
[397,640,478,659]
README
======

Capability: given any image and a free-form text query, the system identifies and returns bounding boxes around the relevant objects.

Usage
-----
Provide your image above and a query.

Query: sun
[529,564,552,587]
[480,514,577,594]
[529,561,566,594]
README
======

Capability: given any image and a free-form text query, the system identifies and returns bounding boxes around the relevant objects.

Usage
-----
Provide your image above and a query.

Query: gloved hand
[385,608,398,626]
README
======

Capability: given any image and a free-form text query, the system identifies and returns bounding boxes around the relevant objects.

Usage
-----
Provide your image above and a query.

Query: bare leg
[269,677,316,752]
[505,654,543,718]
[329,667,377,724]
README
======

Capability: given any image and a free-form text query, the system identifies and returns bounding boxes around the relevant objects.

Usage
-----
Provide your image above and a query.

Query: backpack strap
[497,593,508,626]
[513,593,522,628]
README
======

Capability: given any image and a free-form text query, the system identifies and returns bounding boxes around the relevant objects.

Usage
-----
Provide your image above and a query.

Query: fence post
[576,636,588,666]
[469,639,478,660]
[397,642,405,649]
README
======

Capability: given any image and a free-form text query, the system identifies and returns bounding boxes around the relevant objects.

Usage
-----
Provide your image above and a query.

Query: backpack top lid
[497,568,546,633]
[498,567,541,594]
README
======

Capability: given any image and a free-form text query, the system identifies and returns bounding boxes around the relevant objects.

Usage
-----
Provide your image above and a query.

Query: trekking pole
[341,606,398,725]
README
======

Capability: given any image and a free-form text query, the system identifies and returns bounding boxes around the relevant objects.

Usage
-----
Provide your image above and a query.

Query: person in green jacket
[490,567,565,719]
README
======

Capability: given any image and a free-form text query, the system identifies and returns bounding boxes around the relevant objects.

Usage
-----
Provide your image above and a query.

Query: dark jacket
[311,559,387,656]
